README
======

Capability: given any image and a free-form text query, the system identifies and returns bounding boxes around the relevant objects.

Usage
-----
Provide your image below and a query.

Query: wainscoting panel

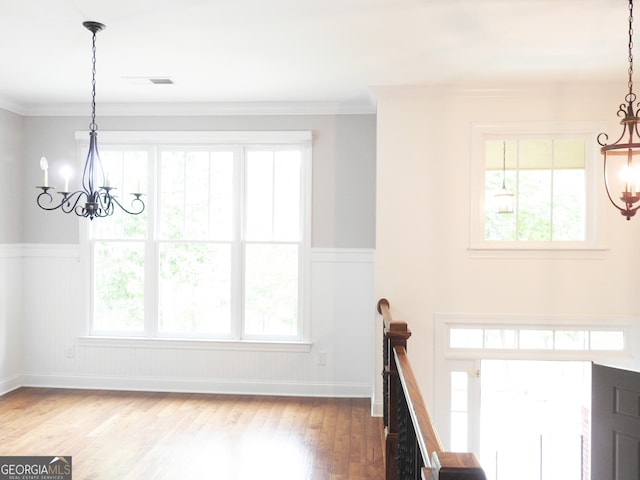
[0,245,23,395]
[15,245,376,399]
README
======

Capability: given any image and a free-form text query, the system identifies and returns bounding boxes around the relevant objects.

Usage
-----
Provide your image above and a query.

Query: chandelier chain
[502,141,507,189]
[90,29,97,132]
[629,0,635,96]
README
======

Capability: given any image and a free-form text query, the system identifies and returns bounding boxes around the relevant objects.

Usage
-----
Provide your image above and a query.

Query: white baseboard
[19,374,373,399]
[0,374,22,396]
[371,398,383,417]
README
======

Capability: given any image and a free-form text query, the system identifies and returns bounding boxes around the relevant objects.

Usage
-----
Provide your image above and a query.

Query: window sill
[468,243,608,259]
[77,336,312,353]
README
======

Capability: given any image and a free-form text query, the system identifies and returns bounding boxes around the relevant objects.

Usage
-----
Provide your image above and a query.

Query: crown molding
[9,100,376,117]
[0,94,26,116]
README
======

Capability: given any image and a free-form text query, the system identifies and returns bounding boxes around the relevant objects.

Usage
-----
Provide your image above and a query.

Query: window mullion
[515,141,520,241]
[271,152,276,239]
[147,145,158,337]
[550,140,555,241]
[233,147,245,340]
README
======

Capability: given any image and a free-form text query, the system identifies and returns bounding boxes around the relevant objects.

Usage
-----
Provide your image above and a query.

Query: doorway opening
[478,360,591,480]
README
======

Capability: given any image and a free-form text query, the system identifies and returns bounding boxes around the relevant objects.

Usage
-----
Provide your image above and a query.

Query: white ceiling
[0,0,628,114]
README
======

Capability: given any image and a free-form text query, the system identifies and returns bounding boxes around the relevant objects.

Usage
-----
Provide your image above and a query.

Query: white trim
[77,336,312,353]
[9,244,373,262]
[467,246,608,259]
[0,244,24,258]
[469,121,606,253]
[74,130,313,144]
[19,244,80,258]
[435,313,636,361]
[16,100,376,117]
[0,374,22,396]
[19,374,372,398]
[371,398,384,418]
[0,244,80,258]
[311,248,375,263]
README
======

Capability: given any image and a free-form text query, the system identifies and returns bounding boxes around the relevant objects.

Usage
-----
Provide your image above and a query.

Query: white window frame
[469,122,606,257]
[77,131,312,349]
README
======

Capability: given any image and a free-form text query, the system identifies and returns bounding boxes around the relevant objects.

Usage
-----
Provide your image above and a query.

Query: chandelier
[598,0,640,220]
[36,21,144,220]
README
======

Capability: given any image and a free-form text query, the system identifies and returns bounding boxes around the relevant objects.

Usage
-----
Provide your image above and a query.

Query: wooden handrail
[394,345,443,456]
[378,298,409,334]
[377,298,486,480]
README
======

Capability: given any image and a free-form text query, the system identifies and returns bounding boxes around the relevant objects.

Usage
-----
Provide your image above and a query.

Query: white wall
[374,82,640,415]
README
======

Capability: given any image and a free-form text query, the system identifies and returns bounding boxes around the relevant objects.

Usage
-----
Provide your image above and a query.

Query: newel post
[378,298,412,480]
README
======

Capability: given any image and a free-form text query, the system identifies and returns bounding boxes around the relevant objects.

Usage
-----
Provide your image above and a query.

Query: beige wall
[374,82,640,408]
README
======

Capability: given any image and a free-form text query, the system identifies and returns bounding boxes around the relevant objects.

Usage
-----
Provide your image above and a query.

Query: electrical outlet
[64,345,75,358]
[317,351,327,366]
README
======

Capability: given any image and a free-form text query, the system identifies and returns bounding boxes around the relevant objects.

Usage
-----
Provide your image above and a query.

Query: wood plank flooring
[0,388,384,480]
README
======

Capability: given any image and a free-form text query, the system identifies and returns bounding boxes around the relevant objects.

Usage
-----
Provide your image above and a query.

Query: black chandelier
[598,0,640,220]
[36,21,144,220]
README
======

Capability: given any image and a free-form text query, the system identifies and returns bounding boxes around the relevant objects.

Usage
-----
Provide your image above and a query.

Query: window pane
[554,330,587,350]
[160,150,233,240]
[158,243,231,335]
[246,150,301,241]
[484,141,517,241]
[244,243,298,336]
[93,150,148,239]
[518,170,552,241]
[273,151,301,240]
[519,329,553,349]
[516,139,556,242]
[450,328,484,348]
[590,330,625,350]
[552,169,585,241]
[93,241,145,331]
[450,370,469,452]
[451,372,468,411]
[485,329,518,349]
[246,151,274,240]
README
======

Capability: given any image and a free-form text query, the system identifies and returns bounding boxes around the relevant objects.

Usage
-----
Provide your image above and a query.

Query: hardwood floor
[0,388,384,480]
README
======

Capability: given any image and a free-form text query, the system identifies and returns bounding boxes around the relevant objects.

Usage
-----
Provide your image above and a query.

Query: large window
[470,124,600,251]
[85,131,311,341]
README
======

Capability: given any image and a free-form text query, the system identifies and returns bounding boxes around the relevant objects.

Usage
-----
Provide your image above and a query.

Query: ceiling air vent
[149,78,174,85]
[122,76,174,85]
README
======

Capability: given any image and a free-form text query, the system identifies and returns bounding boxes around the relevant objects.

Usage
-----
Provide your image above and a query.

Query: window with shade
[86,131,311,341]
[470,125,600,251]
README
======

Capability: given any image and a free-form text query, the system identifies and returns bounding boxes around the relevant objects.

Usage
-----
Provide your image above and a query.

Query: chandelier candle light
[36,21,144,220]
[598,0,640,220]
